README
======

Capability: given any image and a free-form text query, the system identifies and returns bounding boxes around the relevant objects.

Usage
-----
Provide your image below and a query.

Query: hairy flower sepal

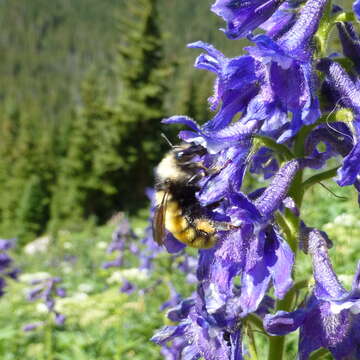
[264,229,360,359]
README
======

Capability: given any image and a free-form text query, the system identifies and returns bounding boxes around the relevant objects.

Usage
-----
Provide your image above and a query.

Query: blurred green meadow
[0,219,192,360]
[0,178,359,359]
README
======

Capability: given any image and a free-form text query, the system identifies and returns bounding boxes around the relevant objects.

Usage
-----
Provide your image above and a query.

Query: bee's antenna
[161,133,174,148]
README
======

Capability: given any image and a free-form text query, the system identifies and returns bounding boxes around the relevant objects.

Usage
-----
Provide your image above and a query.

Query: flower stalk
[149,0,360,359]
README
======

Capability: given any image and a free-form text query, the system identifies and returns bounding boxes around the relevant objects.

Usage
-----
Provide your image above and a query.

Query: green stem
[332,11,355,23]
[314,1,333,57]
[246,314,268,336]
[274,213,292,246]
[301,166,340,191]
[309,348,332,360]
[268,334,285,360]
[267,280,308,360]
[268,164,305,360]
[45,320,54,360]
[246,323,258,360]
[253,135,294,162]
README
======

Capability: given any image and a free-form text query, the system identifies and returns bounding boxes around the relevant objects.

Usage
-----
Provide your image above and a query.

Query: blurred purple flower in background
[24,276,66,330]
[0,238,19,297]
[103,215,138,269]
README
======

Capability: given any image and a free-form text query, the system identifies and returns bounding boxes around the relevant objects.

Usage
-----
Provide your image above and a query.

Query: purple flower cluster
[103,202,196,301]
[150,1,360,359]
[103,215,138,270]
[0,238,19,296]
[24,276,66,331]
[102,215,140,293]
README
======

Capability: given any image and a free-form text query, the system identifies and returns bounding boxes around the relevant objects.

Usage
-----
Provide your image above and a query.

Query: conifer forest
[1,0,360,359]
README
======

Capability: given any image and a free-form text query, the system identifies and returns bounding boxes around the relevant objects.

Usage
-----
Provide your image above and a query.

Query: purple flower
[0,253,12,271]
[337,22,360,75]
[0,277,6,297]
[107,216,137,253]
[25,276,66,330]
[55,312,66,326]
[195,160,298,316]
[103,215,140,270]
[0,239,14,251]
[304,124,353,169]
[0,238,19,297]
[211,0,284,40]
[149,0,360,357]
[354,0,360,21]
[120,280,136,294]
[160,337,190,360]
[187,41,260,131]
[264,229,360,359]
[102,256,123,269]
[250,147,278,179]
[260,1,298,38]
[243,0,326,142]
[160,283,182,311]
[164,115,259,154]
[152,294,244,360]
[23,322,44,332]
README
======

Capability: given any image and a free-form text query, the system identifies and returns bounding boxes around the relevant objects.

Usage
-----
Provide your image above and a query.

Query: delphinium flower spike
[150,0,360,359]
[0,238,19,296]
[24,276,66,331]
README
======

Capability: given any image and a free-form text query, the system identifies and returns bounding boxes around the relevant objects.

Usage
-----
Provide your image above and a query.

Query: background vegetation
[0,0,358,358]
[0,0,237,242]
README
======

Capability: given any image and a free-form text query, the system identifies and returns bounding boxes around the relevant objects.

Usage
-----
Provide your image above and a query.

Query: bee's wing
[152,192,168,246]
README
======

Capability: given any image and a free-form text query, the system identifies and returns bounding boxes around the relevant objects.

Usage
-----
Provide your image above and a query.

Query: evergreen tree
[0,102,54,240]
[53,0,173,227]
[112,0,171,211]
[50,73,113,228]
[16,175,49,244]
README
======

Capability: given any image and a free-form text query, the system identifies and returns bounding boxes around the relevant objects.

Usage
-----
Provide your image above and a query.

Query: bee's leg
[187,172,205,184]
[201,160,232,176]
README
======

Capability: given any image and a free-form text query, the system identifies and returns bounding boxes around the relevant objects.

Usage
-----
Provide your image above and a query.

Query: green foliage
[0,221,194,360]
[51,0,174,229]
[109,0,171,211]
[17,175,50,245]
[0,0,355,239]
[0,181,358,359]
[50,74,116,227]
[0,0,225,237]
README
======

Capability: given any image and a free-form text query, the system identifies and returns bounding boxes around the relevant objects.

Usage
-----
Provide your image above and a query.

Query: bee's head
[173,144,206,164]
[155,143,207,189]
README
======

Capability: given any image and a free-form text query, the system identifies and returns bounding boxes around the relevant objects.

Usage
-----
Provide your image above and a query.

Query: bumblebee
[153,143,220,249]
